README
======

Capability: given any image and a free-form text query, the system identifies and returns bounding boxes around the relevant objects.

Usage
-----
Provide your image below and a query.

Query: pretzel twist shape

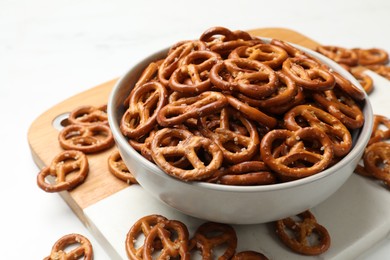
[157,91,228,127]
[37,150,89,192]
[210,58,278,98]
[143,220,190,260]
[312,87,365,129]
[189,222,237,260]
[198,107,260,164]
[121,81,168,139]
[363,142,390,186]
[354,48,389,66]
[260,127,334,180]
[229,43,288,69]
[151,128,223,181]
[58,124,114,153]
[276,210,331,256]
[169,50,221,94]
[125,214,168,260]
[316,45,358,66]
[108,149,137,184]
[68,104,108,126]
[282,57,335,91]
[284,105,352,157]
[44,233,93,260]
[368,115,390,146]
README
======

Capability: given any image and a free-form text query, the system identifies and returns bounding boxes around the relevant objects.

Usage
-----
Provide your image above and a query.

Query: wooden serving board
[28,28,390,259]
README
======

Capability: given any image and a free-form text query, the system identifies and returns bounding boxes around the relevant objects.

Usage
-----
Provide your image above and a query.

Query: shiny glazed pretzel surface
[120,26,365,184]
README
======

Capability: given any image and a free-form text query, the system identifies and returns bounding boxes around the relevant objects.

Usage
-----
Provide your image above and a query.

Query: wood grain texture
[27,28,320,221]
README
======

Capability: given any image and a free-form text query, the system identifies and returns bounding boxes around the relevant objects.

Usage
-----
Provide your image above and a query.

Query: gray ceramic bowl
[108,39,373,224]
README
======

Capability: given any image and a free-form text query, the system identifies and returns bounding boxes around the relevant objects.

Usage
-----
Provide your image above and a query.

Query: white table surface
[2,0,390,259]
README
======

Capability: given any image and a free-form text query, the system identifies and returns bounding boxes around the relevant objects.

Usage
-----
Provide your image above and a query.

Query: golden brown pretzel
[350,67,374,94]
[143,219,190,260]
[169,50,221,94]
[363,142,390,186]
[198,107,260,164]
[368,115,390,146]
[354,48,389,66]
[260,127,334,180]
[210,58,278,98]
[332,71,366,101]
[151,128,223,181]
[58,124,114,153]
[107,149,137,184]
[121,81,168,139]
[229,43,288,69]
[365,64,390,80]
[225,95,277,129]
[125,214,169,260]
[282,57,335,91]
[284,104,352,157]
[275,210,331,256]
[68,104,108,126]
[232,251,269,260]
[158,40,206,86]
[236,70,298,109]
[210,161,277,185]
[312,87,364,129]
[157,91,228,127]
[189,222,237,260]
[44,233,93,260]
[316,45,358,66]
[37,150,89,192]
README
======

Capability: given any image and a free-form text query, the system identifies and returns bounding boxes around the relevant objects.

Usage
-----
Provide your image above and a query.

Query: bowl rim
[108,37,374,193]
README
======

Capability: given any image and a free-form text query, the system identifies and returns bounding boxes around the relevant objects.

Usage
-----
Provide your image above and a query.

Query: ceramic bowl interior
[108,38,373,224]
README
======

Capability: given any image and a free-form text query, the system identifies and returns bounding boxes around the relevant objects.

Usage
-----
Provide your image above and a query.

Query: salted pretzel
[43,233,93,260]
[228,43,288,69]
[59,124,114,153]
[198,107,260,164]
[157,91,228,127]
[236,70,298,109]
[107,149,137,184]
[312,87,364,130]
[366,64,390,80]
[158,40,207,86]
[363,142,390,186]
[169,50,221,94]
[189,222,237,260]
[209,161,277,185]
[68,104,108,126]
[125,214,169,260]
[368,115,390,146]
[150,128,223,181]
[210,58,278,98]
[316,45,358,66]
[350,67,374,94]
[276,210,331,255]
[260,127,334,180]
[143,219,190,260]
[120,81,168,139]
[354,47,389,66]
[37,150,89,192]
[261,86,306,115]
[282,57,335,91]
[284,105,352,157]
[232,251,269,260]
